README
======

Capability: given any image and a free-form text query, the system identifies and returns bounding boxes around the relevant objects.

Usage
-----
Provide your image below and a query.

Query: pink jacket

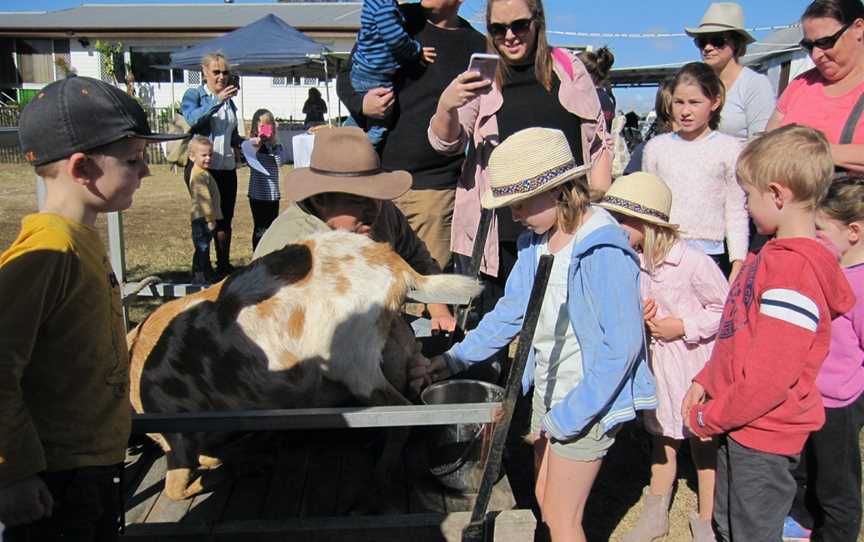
[427,48,612,276]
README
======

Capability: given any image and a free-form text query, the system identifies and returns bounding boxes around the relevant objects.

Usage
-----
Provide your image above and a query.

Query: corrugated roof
[0,3,361,31]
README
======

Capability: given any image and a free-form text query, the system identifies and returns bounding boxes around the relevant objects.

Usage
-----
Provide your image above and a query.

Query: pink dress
[640,241,729,439]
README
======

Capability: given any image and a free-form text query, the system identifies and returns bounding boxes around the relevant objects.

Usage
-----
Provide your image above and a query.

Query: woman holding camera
[181,52,247,276]
[428,0,611,315]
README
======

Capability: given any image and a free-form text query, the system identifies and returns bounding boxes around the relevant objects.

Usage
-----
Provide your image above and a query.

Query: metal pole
[453,207,493,340]
[170,66,175,110]
[462,255,554,542]
[107,211,128,330]
[323,59,332,127]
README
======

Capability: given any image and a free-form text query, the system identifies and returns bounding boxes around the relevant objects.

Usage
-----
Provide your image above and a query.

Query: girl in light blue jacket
[426,128,655,541]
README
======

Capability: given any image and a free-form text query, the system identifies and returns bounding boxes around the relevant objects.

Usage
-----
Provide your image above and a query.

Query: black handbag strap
[839,91,864,144]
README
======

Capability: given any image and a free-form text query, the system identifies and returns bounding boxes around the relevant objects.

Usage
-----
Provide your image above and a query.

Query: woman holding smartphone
[181,52,248,277]
[428,0,611,321]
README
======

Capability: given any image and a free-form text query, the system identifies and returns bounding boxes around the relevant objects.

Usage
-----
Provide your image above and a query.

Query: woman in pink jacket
[428,0,611,322]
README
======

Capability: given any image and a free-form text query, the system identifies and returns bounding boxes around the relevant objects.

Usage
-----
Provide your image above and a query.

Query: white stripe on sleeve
[759,288,819,332]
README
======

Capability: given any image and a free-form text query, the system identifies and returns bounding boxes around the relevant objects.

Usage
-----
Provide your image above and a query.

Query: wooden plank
[220,461,273,521]
[147,485,194,524]
[298,443,344,517]
[122,521,211,541]
[125,453,167,526]
[204,511,536,542]
[262,438,310,519]
[409,477,446,514]
[185,485,231,525]
[131,403,499,434]
[333,439,374,515]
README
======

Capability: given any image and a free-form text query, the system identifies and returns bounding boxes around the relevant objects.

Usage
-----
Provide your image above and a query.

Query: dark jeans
[5,465,122,542]
[191,217,213,254]
[714,436,799,542]
[249,198,280,252]
[790,392,864,541]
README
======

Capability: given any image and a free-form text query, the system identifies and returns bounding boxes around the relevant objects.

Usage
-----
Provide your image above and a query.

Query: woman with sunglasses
[428,0,612,337]
[686,2,775,142]
[181,52,250,277]
[766,0,864,173]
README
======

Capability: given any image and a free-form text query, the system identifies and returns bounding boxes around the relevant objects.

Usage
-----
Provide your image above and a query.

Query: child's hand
[249,137,262,147]
[427,355,452,383]
[642,298,657,321]
[421,46,437,65]
[0,475,54,526]
[681,382,706,423]
[207,221,217,231]
[647,317,684,341]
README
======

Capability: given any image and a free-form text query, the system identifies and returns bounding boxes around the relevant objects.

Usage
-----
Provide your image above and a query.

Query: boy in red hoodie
[681,125,856,542]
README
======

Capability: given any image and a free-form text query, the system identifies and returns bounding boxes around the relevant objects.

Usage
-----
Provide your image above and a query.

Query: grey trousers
[714,436,800,542]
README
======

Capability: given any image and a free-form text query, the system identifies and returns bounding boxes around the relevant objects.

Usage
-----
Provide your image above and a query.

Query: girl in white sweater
[643,62,748,282]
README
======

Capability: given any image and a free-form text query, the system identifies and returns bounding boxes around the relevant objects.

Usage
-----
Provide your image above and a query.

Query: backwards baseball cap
[19,76,188,166]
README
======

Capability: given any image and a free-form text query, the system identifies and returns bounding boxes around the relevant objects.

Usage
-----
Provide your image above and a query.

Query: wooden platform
[121,430,535,541]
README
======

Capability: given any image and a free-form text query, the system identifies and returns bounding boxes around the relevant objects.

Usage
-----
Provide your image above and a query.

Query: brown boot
[622,487,671,542]
[689,511,716,542]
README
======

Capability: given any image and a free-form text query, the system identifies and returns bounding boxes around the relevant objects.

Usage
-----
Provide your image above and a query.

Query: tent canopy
[170,14,334,78]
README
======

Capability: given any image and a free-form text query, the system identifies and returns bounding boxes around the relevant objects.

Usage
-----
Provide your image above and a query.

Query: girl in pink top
[598,172,728,542]
[643,62,749,284]
[791,177,864,540]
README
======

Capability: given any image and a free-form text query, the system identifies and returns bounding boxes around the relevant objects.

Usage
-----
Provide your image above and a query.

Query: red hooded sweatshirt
[690,238,856,455]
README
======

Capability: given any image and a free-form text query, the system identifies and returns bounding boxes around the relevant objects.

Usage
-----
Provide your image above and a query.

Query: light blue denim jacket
[446,220,657,441]
[180,85,243,146]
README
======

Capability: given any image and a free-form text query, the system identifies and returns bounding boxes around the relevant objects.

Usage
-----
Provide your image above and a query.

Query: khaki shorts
[530,389,619,462]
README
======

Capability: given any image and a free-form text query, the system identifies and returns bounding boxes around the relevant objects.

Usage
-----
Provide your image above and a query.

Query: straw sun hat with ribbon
[283,126,411,202]
[597,172,679,230]
[685,2,756,45]
[481,127,590,209]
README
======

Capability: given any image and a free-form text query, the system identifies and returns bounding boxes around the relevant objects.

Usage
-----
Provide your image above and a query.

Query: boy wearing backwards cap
[0,76,186,540]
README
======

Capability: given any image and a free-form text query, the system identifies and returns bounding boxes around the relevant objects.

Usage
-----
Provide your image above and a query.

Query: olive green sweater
[0,214,130,485]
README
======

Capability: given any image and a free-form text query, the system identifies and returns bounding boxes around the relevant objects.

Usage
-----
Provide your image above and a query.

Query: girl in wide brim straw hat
[598,172,729,542]
[424,127,657,540]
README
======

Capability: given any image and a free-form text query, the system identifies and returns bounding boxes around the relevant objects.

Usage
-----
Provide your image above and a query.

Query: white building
[0,2,361,125]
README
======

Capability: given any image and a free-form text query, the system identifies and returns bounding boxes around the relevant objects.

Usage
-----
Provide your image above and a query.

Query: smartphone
[229,74,240,89]
[467,53,499,87]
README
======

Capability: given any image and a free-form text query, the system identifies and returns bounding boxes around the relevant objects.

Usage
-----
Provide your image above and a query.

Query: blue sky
[5,0,813,112]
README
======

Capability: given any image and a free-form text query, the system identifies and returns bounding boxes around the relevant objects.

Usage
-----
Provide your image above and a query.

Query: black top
[495,62,584,240]
[337,4,487,190]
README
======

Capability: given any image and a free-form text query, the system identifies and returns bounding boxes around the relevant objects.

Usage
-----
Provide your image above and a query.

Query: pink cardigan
[427,48,612,276]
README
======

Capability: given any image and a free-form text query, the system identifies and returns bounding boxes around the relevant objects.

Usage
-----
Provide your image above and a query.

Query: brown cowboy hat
[284,126,412,202]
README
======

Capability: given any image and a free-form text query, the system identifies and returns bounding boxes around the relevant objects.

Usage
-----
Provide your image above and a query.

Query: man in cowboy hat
[254,126,456,331]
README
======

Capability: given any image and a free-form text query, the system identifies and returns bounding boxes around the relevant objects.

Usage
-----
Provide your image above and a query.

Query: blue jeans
[191,218,212,254]
[350,67,394,147]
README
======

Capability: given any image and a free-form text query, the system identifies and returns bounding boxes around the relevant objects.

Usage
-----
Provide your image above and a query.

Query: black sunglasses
[488,18,533,39]
[799,23,851,52]
[694,35,728,50]
[209,69,230,76]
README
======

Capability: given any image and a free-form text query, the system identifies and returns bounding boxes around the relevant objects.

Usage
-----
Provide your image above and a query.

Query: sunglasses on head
[487,18,533,39]
[799,23,851,52]
[694,35,728,50]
